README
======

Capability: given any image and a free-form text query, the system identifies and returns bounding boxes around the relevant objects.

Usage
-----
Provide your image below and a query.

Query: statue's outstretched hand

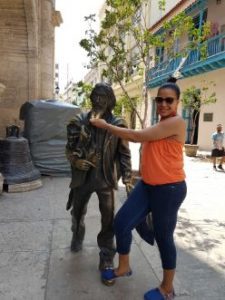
[125,182,134,196]
[74,159,95,171]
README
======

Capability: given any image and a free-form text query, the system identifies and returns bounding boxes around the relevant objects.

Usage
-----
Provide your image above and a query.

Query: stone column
[0,0,29,137]
[24,0,39,100]
[39,0,55,99]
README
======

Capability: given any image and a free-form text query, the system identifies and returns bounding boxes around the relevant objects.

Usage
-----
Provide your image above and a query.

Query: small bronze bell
[0,125,42,192]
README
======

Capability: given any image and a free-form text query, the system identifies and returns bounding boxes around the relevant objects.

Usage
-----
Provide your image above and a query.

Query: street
[0,153,224,300]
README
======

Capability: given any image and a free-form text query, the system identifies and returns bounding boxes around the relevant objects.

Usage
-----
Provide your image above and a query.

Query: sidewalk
[0,177,159,300]
[0,154,225,299]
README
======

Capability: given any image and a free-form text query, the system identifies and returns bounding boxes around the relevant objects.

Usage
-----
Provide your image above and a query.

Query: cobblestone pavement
[0,149,224,300]
[174,155,225,299]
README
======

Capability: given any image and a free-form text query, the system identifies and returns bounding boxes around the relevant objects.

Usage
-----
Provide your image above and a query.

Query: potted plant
[182,82,217,157]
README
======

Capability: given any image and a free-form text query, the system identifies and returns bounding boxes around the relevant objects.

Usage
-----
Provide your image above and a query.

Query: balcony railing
[148,33,225,88]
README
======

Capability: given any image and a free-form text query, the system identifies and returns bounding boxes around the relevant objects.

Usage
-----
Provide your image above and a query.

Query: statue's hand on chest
[73,159,96,171]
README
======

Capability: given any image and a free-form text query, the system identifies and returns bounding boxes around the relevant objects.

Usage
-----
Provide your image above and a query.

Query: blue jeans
[114,180,187,269]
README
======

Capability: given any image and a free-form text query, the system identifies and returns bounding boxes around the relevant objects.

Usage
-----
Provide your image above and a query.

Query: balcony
[147,33,225,88]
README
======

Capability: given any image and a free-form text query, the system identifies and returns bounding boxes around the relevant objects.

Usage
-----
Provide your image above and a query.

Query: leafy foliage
[182,82,217,112]
[72,81,93,109]
[114,96,139,117]
[158,0,166,11]
[80,1,210,128]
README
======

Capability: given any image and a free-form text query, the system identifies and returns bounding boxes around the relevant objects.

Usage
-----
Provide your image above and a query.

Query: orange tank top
[140,138,185,185]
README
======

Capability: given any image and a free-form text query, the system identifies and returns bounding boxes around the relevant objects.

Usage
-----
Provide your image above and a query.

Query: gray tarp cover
[20,100,80,176]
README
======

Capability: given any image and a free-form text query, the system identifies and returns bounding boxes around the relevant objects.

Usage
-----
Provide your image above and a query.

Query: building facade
[148,0,225,150]
[83,68,101,86]
[85,0,225,149]
[0,0,62,137]
[62,81,76,104]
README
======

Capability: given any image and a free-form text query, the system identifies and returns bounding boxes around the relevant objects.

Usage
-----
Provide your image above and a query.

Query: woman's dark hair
[158,76,181,99]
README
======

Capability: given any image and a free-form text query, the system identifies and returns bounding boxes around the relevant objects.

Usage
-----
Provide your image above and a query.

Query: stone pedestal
[6,179,42,193]
[184,144,199,157]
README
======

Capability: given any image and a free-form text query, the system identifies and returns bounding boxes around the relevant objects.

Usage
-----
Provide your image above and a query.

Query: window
[193,9,208,29]
[203,113,213,122]
[221,24,225,33]
[188,9,208,50]
[155,46,165,64]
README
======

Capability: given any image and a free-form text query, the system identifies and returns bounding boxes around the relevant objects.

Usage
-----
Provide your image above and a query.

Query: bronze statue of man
[66,83,133,282]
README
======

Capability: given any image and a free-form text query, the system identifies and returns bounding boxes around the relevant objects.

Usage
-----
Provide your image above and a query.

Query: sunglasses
[155,96,175,104]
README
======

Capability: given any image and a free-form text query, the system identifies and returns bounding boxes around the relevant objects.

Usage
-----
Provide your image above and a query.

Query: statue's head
[90,83,116,118]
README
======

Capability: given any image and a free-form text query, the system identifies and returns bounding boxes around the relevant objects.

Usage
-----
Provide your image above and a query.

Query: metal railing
[148,33,225,81]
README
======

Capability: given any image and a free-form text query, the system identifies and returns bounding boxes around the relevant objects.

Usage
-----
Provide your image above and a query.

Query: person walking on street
[211,124,225,171]
[91,77,187,300]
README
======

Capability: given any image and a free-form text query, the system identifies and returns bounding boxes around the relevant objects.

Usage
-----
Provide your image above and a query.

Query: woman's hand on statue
[125,182,134,196]
[90,118,108,129]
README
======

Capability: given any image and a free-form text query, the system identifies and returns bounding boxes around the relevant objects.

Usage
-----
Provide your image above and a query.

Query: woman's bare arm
[90,116,186,143]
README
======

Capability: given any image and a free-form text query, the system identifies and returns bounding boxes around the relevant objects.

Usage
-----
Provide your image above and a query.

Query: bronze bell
[0,125,41,192]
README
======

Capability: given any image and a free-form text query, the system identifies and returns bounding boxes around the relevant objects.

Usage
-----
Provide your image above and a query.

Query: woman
[90,78,187,300]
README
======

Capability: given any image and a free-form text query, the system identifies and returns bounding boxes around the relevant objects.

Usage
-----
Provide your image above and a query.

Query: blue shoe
[101,268,132,286]
[144,288,175,300]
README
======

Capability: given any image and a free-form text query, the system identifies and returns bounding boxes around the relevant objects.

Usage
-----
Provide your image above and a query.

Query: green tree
[80,0,210,128]
[114,95,139,128]
[182,81,217,145]
[72,81,93,109]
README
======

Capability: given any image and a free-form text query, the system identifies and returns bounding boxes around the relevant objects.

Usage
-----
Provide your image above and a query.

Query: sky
[55,0,104,91]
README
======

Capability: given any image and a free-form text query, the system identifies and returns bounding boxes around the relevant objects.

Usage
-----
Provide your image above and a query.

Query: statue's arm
[66,116,93,171]
[117,136,134,195]
[117,137,133,183]
[112,117,134,194]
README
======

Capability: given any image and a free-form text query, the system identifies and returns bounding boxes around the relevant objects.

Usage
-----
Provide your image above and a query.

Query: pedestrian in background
[211,124,225,171]
[91,77,187,300]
